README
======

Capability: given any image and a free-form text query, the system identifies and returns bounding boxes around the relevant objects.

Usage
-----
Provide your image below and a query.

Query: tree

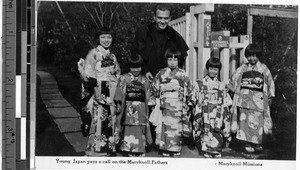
[37,2,191,73]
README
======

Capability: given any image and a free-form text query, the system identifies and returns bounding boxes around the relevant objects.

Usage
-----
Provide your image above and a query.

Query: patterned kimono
[193,75,232,154]
[229,61,275,144]
[83,45,121,156]
[114,73,152,153]
[151,67,193,152]
[78,59,97,137]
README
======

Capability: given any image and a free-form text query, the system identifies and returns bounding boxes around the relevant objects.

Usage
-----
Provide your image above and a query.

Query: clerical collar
[155,25,167,33]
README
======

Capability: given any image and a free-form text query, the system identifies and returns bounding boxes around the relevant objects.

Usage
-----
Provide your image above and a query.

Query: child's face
[167,57,178,70]
[130,67,142,77]
[99,34,112,49]
[208,67,219,78]
[246,54,258,65]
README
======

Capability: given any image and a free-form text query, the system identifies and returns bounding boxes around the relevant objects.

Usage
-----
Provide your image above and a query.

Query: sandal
[138,153,146,157]
[244,143,255,153]
[173,152,181,158]
[253,144,263,152]
[162,153,170,157]
[213,153,222,158]
[203,153,213,158]
[128,154,136,157]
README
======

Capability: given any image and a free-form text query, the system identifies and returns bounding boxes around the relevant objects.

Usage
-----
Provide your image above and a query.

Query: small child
[150,46,193,157]
[114,53,152,157]
[193,57,232,158]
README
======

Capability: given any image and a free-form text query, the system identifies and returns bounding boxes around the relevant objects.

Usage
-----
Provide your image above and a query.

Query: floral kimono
[229,61,275,144]
[114,73,152,154]
[193,75,232,155]
[78,58,97,137]
[151,67,193,152]
[83,45,121,156]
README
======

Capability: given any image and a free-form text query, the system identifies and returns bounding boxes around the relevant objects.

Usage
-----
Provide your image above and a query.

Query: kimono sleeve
[114,75,126,114]
[184,73,194,107]
[112,53,121,79]
[222,91,232,139]
[149,71,161,105]
[144,77,153,106]
[84,49,97,78]
[192,80,203,141]
[227,65,244,93]
[265,67,275,98]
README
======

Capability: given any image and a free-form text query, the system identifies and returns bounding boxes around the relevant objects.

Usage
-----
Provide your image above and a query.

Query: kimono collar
[128,72,141,81]
[96,45,110,58]
[204,75,219,83]
[246,60,262,70]
[166,67,179,74]
[203,75,220,88]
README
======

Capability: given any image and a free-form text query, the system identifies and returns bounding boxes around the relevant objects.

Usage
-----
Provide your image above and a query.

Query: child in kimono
[228,44,275,153]
[114,53,152,157]
[193,57,232,158]
[81,27,120,156]
[150,46,193,157]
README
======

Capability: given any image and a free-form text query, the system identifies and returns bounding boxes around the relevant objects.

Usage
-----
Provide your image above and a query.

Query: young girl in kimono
[228,44,275,153]
[150,46,193,157]
[114,53,152,157]
[79,27,120,156]
[193,57,232,158]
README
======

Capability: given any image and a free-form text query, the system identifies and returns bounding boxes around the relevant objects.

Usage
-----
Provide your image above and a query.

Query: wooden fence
[169,4,249,84]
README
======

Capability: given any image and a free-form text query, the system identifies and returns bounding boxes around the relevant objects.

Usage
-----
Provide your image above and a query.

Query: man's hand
[145,72,154,81]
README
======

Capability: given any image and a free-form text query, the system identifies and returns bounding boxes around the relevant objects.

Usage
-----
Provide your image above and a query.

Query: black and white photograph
[34,0,298,169]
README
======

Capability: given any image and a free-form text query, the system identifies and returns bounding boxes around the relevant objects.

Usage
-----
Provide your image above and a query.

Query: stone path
[38,71,88,153]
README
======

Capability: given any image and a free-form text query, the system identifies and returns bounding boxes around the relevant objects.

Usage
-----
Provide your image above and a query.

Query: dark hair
[128,52,143,68]
[154,4,172,16]
[205,57,222,70]
[245,44,262,59]
[95,27,114,44]
[164,46,183,67]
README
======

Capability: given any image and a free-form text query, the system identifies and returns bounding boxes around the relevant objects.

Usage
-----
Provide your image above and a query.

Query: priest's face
[154,9,171,30]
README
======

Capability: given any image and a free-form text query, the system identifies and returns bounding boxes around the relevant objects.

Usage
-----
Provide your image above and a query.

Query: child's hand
[183,104,189,112]
[116,104,122,114]
[145,72,153,81]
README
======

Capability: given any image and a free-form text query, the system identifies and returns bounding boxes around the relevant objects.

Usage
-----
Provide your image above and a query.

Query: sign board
[211,31,230,48]
[203,19,211,48]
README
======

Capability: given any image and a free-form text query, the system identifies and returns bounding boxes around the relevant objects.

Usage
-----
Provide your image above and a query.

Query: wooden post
[229,36,238,76]
[194,4,214,80]
[219,31,230,83]
[170,4,214,83]
[247,8,253,43]
[185,12,191,78]
[189,6,197,83]
[229,47,236,77]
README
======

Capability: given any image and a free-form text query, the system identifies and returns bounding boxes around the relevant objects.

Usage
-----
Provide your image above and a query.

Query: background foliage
[37,2,297,159]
